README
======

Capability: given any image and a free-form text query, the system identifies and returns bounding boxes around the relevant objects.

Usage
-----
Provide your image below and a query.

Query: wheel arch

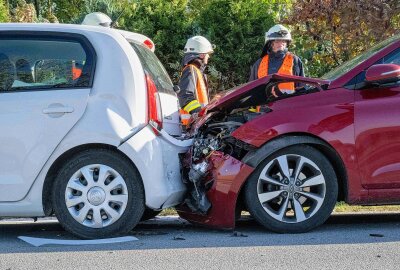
[42,143,143,216]
[236,133,348,215]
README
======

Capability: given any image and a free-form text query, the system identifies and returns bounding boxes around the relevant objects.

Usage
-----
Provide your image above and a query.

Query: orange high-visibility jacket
[72,66,82,80]
[257,52,295,91]
[179,64,209,126]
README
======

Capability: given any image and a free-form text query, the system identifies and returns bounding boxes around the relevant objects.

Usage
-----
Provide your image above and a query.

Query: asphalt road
[1,213,400,270]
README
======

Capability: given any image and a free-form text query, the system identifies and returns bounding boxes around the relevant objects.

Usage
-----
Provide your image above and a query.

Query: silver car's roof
[0,23,154,50]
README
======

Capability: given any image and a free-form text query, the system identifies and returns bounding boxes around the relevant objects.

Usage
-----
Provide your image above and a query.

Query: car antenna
[110,8,126,28]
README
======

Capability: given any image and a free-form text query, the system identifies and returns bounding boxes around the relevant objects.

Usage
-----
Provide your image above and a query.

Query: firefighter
[178,36,214,127]
[249,24,304,92]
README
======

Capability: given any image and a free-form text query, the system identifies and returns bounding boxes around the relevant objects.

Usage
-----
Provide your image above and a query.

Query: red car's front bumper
[177,151,254,229]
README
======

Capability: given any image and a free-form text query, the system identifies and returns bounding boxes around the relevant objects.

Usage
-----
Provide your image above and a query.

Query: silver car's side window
[0,33,95,92]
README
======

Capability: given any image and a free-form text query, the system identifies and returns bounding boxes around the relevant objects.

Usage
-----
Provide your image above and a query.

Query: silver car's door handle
[42,106,74,114]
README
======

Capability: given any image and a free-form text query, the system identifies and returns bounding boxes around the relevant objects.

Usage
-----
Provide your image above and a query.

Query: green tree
[52,0,85,23]
[285,0,400,77]
[52,0,131,24]
[10,0,37,22]
[7,0,58,22]
[194,0,290,91]
[0,0,10,22]
[120,0,192,82]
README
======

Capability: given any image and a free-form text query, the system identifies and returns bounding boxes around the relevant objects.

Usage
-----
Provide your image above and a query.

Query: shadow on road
[0,212,399,253]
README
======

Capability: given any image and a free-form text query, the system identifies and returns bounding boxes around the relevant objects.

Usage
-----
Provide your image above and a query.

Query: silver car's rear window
[130,42,174,94]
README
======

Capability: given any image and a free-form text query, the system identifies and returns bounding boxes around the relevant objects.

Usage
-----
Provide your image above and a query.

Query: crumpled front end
[177,74,329,228]
[177,151,253,229]
[176,110,261,228]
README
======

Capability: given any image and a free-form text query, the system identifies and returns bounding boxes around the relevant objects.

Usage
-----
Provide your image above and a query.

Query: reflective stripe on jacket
[180,100,201,126]
[257,53,295,91]
[179,108,192,126]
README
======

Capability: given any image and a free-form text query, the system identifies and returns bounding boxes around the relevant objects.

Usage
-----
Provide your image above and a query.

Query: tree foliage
[10,1,38,22]
[7,0,58,22]
[119,0,290,91]
[0,0,9,22]
[193,0,289,91]
[119,0,192,82]
[1,0,399,89]
[56,0,131,24]
[285,0,400,77]
[52,0,85,23]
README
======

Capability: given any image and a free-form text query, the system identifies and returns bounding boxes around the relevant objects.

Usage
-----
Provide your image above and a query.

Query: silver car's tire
[52,149,144,239]
[245,145,338,233]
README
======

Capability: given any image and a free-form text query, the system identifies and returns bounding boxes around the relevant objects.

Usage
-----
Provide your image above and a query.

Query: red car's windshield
[321,34,400,80]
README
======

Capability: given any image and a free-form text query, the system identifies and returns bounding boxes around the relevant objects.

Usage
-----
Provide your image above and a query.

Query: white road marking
[18,236,138,247]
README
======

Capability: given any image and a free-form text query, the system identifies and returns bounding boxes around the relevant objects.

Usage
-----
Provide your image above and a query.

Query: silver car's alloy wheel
[257,154,326,224]
[65,164,128,228]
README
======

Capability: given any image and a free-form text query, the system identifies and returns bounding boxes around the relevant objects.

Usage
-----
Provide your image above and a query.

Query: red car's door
[355,82,400,190]
[354,47,400,192]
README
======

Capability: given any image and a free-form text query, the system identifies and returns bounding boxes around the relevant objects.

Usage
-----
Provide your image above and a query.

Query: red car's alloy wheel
[245,145,338,233]
[256,154,325,223]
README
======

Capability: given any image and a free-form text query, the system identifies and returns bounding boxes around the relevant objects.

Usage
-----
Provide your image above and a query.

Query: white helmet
[265,24,292,44]
[184,36,214,54]
[82,12,112,27]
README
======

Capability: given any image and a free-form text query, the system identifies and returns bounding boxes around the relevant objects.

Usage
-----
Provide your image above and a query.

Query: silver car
[0,23,191,238]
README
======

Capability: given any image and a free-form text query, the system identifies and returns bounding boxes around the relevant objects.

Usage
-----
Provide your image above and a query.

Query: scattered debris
[230,231,248,237]
[18,236,138,247]
[173,236,186,240]
[369,233,384,237]
[133,231,168,236]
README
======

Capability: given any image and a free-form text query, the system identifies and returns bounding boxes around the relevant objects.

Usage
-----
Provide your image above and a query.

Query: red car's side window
[349,47,400,88]
[383,48,400,65]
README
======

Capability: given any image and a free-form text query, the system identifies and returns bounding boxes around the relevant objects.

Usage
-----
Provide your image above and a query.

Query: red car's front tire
[245,145,338,233]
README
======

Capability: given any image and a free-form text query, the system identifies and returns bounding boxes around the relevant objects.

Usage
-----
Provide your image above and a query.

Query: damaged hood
[206,74,330,112]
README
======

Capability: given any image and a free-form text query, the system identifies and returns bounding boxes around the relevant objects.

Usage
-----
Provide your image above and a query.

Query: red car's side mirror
[365,63,400,85]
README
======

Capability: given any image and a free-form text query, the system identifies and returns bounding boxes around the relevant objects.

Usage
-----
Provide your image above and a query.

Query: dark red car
[177,34,400,233]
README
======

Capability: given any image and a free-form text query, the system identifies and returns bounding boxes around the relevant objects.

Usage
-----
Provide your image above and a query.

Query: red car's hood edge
[206,74,330,112]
